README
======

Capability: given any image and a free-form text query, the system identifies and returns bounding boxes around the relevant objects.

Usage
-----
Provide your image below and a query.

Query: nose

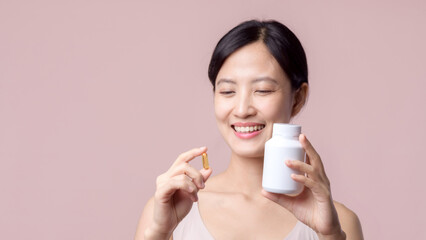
[233,91,256,118]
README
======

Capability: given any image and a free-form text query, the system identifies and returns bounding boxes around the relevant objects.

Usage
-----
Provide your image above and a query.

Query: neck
[223,152,264,197]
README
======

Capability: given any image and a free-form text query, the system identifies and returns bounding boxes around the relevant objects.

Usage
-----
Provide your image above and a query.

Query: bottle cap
[272,123,301,137]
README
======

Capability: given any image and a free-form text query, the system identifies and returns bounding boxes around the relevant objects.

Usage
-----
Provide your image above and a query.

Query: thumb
[200,167,213,182]
[261,189,295,212]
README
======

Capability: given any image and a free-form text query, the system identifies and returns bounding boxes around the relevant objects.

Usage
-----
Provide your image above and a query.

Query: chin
[231,143,265,159]
[219,128,270,159]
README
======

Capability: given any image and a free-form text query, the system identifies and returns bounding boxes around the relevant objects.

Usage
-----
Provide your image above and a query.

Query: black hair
[208,20,308,91]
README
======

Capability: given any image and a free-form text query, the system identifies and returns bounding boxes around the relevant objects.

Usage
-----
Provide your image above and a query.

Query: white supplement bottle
[262,123,305,195]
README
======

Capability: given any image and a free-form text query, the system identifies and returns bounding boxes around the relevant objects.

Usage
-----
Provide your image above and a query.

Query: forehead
[216,41,288,84]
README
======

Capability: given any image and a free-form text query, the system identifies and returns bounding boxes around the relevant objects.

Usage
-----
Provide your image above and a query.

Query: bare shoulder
[334,200,364,240]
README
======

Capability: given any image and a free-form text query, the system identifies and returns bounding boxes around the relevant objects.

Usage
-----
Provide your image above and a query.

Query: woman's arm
[134,197,173,240]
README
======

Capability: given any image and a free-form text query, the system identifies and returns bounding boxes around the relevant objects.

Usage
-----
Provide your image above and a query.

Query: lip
[231,122,265,139]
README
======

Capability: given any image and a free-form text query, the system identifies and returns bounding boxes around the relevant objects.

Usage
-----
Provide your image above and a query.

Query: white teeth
[233,125,264,133]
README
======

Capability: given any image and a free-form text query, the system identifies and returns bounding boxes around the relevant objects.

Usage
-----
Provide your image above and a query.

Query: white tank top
[173,202,319,240]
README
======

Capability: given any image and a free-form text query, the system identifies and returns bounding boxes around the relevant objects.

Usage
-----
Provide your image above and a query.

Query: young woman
[135,20,363,240]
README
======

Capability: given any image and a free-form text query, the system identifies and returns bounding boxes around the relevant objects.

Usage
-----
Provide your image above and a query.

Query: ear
[291,83,309,117]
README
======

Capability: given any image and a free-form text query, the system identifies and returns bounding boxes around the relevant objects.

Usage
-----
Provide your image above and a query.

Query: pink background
[1,1,425,239]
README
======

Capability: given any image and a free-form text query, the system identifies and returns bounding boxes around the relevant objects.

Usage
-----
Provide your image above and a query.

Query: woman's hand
[262,134,345,240]
[145,146,213,239]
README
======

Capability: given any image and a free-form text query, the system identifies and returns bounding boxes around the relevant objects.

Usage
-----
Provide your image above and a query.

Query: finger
[291,174,331,200]
[299,134,323,169]
[172,164,205,189]
[286,160,314,176]
[261,189,296,212]
[291,173,316,190]
[155,175,198,203]
[179,189,199,202]
[174,146,208,166]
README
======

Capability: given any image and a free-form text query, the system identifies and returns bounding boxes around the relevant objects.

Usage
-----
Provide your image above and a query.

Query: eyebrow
[216,78,236,86]
[252,77,279,85]
[216,77,279,86]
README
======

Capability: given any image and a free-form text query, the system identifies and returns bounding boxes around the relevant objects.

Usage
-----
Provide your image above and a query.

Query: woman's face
[214,41,297,158]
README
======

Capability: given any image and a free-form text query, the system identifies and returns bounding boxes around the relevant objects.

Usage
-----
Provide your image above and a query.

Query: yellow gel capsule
[202,153,209,169]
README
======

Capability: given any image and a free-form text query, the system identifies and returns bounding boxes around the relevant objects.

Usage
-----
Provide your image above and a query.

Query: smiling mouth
[231,124,265,133]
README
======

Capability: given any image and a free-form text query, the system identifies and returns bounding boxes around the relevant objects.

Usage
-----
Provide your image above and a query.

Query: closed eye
[219,91,235,95]
[255,90,274,94]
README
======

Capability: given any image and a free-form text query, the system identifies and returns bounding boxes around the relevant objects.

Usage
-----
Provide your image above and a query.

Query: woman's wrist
[317,230,346,240]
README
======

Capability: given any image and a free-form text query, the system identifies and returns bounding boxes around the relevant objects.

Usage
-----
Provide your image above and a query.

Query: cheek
[258,96,293,121]
[214,97,229,122]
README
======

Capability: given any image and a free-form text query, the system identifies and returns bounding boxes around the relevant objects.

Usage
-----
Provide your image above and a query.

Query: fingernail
[199,146,206,150]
